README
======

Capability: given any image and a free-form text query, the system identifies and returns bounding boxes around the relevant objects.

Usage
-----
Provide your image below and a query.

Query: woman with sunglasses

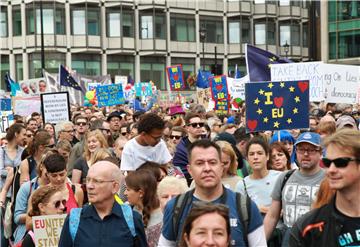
[20,185,66,247]
[71,130,109,184]
[19,131,52,185]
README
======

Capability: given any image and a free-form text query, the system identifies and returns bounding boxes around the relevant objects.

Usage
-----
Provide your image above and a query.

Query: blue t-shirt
[161,188,263,247]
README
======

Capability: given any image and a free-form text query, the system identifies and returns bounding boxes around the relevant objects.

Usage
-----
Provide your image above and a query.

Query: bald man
[59,161,148,247]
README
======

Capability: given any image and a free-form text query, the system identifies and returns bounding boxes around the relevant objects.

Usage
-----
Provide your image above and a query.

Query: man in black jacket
[289,129,360,246]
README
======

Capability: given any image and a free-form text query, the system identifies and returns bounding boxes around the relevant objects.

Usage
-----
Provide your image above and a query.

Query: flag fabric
[166,64,185,91]
[196,70,212,89]
[59,65,84,92]
[209,75,229,102]
[4,73,21,96]
[246,44,292,82]
[43,69,60,93]
[234,64,241,79]
[245,80,310,132]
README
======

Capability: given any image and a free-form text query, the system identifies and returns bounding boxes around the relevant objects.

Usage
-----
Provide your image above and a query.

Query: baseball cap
[294,132,321,147]
[336,115,356,129]
[106,111,126,122]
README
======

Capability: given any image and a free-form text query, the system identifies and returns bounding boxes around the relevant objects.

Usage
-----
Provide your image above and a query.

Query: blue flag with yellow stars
[59,65,84,92]
[246,44,292,82]
[166,64,185,91]
[245,80,309,132]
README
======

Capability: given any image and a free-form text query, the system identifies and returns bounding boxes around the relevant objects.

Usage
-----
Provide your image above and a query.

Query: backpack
[172,188,251,246]
[14,230,35,247]
[69,195,136,242]
[279,169,296,206]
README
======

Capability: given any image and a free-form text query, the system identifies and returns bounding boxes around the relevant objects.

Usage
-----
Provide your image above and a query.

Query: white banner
[227,75,249,100]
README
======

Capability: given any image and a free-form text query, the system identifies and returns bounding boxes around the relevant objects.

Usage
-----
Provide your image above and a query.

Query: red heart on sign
[247,120,258,131]
[298,82,308,93]
[173,74,179,81]
[274,97,283,108]
[141,86,146,92]
[215,84,223,91]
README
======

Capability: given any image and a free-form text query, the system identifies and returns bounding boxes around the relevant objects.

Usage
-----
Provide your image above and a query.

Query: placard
[32,214,67,247]
[0,111,14,133]
[227,75,249,100]
[96,84,125,107]
[13,96,41,117]
[41,92,70,125]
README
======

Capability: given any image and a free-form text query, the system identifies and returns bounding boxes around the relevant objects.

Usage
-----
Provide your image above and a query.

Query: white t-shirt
[120,138,172,171]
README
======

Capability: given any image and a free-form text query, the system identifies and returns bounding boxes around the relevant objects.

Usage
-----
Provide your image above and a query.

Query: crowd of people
[0,101,359,247]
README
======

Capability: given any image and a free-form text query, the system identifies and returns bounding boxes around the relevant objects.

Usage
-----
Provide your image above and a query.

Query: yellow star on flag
[287,118,292,124]
[274,121,280,128]
[294,96,300,103]
[289,86,295,92]
[268,63,272,69]
[263,117,269,123]
[293,108,298,114]
[256,108,263,115]
[259,89,264,95]
[254,98,260,105]
[268,83,274,89]
[280,82,285,88]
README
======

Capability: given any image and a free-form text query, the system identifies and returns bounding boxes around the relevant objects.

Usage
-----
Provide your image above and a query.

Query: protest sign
[196,87,211,109]
[114,75,128,85]
[41,92,70,125]
[215,100,229,115]
[245,80,309,132]
[227,75,248,100]
[18,78,48,96]
[166,64,185,91]
[0,98,11,111]
[87,82,101,91]
[209,75,229,102]
[0,111,13,133]
[33,214,67,247]
[135,82,153,97]
[96,84,125,107]
[13,96,41,117]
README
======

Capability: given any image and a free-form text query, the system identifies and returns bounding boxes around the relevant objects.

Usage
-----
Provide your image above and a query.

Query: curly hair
[28,185,61,217]
[137,113,165,134]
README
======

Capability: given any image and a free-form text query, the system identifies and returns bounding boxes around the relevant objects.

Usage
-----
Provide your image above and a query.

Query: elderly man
[59,161,147,247]
[55,121,75,145]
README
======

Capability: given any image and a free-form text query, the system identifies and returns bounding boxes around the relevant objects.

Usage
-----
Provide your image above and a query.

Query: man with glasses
[59,161,147,247]
[289,129,360,246]
[264,132,325,246]
[73,115,89,145]
[55,121,75,145]
[107,111,126,141]
[173,113,206,185]
[120,113,172,172]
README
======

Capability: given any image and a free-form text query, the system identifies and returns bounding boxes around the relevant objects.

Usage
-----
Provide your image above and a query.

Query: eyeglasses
[296,147,320,155]
[85,177,115,185]
[62,129,74,133]
[53,199,67,209]
[188,122,205,128]
[170,135,181,140]
[322,157,359,168]
[99,128,111,134]
[76,122,87,126]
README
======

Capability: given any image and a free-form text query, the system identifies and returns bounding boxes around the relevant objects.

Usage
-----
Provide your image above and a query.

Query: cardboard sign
[135,82,153,97]
[196,87,211,110]
[41,92,70,125]
[32,214,67,247]
[209,75,229,101]
[96,84,125,107]
[18,78,49,96]
[245,80,310,132]
[227,75,248,100]
[166,64,185,91]
[0,111,14,133]
[13,96,41,117]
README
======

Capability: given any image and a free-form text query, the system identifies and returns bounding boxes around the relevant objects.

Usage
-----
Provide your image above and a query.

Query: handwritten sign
[33,214,67,247]
[196,87,211,110]
[41,92,70,125]
[13,96,41,117]
[135,82,153,97]
[209,75,229,102]
[0,111,14,133]
[96,84,125,107]
[227,75,248,100]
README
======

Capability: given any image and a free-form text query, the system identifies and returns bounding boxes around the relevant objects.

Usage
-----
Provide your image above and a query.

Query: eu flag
[59,65,84,92]
[4,73,20,96]
[245,80,309,132]
[246,44,292,82]
[196,70,212,88]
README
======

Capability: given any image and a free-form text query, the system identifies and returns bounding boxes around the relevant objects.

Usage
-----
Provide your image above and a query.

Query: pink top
[65,183,78,214]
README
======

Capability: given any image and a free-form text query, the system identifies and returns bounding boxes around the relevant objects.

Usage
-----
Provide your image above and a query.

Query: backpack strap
[28,230,35,243]
[280,169,296,206]
[172,189,194,242]
[27,157,36,176]
[242,179,248,196]
[69,208,82,242]
[236,192,251,247]
[120,203,136,237]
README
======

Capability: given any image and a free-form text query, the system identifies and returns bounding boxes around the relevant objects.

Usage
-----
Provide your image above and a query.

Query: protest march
[0,44,359,247]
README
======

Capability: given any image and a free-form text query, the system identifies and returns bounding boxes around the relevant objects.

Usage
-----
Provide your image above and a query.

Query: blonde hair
[157,176,189,197]
[215,141,238,176]
[83,130,109,161]
[323,129,360,159]
[91,148,112,164]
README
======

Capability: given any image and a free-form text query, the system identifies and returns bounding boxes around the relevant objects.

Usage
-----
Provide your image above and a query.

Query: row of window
[0,5,308,46]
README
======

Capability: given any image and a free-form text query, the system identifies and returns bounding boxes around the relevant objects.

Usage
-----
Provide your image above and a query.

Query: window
[170,16,195,42]
[72,10,86,35]
[123,12,134,37]
[303,23,308,47]
[141,16,153,39]
[55,9,65,34]
[29,53,65,78]
[0,9,7,37]
[241,19,250,43]
[140,57,165,90]
[279,0,290,6]
[13,8,22,36]
[15,54,23,81]
[229,22,240,43]
[107,55,134,80]
[280,23,300,46]
[72,54,101,76]
[255,21,275,45]
[228,18,250,44]
[36,9,54,34]
[200,19,223,43]
[88,10,100,35]
[108,12,121,37]
[280,25,290,46]
[155,16,165,39]
[106,10,134,37]
[0,55,9,90]
[337,1,360,21]
[26,5,65,35]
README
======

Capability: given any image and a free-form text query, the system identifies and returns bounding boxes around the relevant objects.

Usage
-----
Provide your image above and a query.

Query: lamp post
[283,40,290,58]
[199,26,206,71]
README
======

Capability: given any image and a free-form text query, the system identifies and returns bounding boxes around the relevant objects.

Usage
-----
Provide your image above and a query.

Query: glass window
[291,25,300,46]
[229,21,240,43]
[0,55,9,90]
[279,0,290,6]
[280,25,290,46]
[267,22,275,45]
[255,24,266,45]
[88,10,100,35]
[241,19,250,43]
[55,9,65,34]
[302,23,308,47]
[140,57,165,89]
[155,15,165,39]
[0,9,7,37]
[72,10,86,35]
[36,9,54,34]
[254,0,265,4]
[15,54,23,81]
[338,30,360,59]
[200,19,223,43]
[141,15,153,39]
[29,53,65,78]
[170,17,195,42]
[123,12,134,37]
[26,8,35,34]
[280,23,300,46]
[72,54,100,76]
[25,6,64,35]
[13,8,22,36]
[107,55,135,80]
[329,32,336,59]
[108,12,121,37]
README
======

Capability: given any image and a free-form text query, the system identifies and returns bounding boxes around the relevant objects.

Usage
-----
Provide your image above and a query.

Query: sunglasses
[121,132,127,136]
[170,135,181,140]
[76,122,87,126]
[188,122,204,128]
[322,157,359,168]
[54,199,67,209]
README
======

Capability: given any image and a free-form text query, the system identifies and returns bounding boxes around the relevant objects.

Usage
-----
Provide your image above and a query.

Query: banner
[245,80,310,132]
[0,98,11,111]
[33,214,67,247]
[41,92,70,125]
[18,78,48,96]
[96,84,125,107]
[209,75,229,102]
[0,111,14,133]
[227,75,249,100]
[215,100,229,115]
[135,82,152,97]
[166,64,185,91]
[13,96,41,117]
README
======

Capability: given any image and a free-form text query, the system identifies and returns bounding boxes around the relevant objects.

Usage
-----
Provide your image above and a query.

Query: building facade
[0,0,311,91]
